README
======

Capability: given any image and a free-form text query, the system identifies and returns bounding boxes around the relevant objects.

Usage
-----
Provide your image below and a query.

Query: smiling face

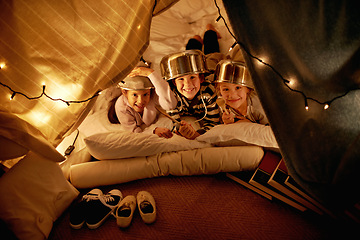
[122,89,151,113]
[174,74,202,100]
[218,82,250,112]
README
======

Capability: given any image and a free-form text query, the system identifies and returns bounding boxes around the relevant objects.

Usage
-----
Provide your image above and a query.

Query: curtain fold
[0,0,177,149]
[222,0,360,212]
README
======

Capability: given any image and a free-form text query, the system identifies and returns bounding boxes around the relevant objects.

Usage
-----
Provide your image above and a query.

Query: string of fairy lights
[214,0,357,111]
[0,1,357,110]
[0,63,100,106]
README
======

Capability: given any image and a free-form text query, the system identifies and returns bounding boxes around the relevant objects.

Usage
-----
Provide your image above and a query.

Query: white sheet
[144,0,234,75]
[70,145,264,188]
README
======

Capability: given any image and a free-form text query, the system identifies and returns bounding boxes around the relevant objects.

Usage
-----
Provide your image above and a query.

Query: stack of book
[227,151,332,215]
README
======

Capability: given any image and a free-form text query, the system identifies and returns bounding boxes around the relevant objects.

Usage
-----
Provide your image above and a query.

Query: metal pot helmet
[118,75,154,90]
[160,49,207,81]
[214,60,254,89]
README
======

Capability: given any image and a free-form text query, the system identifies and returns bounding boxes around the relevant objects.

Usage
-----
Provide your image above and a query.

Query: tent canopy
[1,0,359,213]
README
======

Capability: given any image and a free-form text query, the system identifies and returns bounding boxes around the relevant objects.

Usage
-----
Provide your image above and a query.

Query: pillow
[196,122,279,149]
[78,109,124,138]
[84,131,211,160]
[0,111,65,162]
[0,135,28,160]
[0,151,79,240]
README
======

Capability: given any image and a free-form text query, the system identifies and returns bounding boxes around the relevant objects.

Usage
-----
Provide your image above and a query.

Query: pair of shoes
[69,188,123,230]
[116,191,156,228]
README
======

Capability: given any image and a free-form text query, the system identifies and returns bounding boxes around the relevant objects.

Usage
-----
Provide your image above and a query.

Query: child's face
[174,74,201,100]
[219,82,250,110]
[123,89,151,113]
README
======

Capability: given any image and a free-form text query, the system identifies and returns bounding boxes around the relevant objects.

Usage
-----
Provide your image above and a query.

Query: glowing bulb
[255,56,268,67]
[137,25,141,30]
[287,78,296,87]
[305,106,309,111]
[10,92,16,100]
[324,104,329,110]
[0,63,5,69]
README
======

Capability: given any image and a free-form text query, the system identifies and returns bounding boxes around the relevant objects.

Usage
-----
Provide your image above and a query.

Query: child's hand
[154,127,173,138]
[128,67,154,77]
[222,112,235,124]
[176,121,200,140]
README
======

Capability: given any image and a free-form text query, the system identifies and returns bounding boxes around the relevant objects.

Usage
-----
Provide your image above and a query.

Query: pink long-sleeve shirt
[115,71,176,132]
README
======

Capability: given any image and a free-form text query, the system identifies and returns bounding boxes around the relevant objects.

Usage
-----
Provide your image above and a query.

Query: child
[160,49,220,140]
[112,67,177,138]
[214,60,269,125]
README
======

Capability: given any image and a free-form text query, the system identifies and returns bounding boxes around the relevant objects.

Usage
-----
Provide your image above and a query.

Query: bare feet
[206,24,222,39]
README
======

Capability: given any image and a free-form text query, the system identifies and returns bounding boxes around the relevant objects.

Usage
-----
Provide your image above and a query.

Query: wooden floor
[46,173,359,240]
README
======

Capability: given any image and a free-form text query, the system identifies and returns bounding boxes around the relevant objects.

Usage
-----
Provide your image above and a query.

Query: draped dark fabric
[222,0,360,214]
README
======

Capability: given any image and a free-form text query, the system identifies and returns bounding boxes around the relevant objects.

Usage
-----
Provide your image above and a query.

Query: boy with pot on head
[214,60,269,125]
[160,49,221,140]
[113,66,177,138]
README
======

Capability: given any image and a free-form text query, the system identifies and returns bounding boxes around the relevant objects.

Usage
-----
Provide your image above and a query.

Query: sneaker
[69,188,103,229]
[137,191,156,224]
[86,189,123,229]
[116,195,136,228]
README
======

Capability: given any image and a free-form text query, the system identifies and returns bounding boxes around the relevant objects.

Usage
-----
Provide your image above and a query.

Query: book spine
[226,173,272,200]
[284,176,335,217]
[268,163,323,215]
[250,169,307,212]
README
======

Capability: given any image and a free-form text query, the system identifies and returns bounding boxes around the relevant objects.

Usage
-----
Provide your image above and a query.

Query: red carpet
[49,174,358,240]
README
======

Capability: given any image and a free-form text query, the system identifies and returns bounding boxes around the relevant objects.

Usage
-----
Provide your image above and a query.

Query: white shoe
[116,195,136,228]
[137,191,156,224]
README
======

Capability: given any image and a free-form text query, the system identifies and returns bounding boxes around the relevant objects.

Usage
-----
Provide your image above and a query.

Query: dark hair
[108,97,120,124]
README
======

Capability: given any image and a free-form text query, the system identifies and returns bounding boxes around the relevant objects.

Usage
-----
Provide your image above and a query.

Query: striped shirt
[167,81,220,134]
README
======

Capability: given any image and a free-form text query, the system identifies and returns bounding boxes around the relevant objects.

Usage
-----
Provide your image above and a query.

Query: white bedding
[70,146,264,188]
[57,85,277,188]
[56,0,279,188]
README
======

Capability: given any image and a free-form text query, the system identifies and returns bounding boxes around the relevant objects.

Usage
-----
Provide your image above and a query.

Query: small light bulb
[305,106,309,111]
[0,63,5,69]
[324,104,329,110]
[10,92,16,100]
[287,78,296,86]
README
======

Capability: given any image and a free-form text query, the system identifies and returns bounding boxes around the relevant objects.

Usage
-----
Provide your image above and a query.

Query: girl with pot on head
[111,67,177,138]
[214,60,269,125]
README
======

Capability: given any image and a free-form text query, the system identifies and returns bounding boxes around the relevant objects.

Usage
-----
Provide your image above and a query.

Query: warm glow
[137,25,141,30]
[48,82,82,101]
[27,110,52,127]
[255,56,268,67]
[9,92,16,100]
[288,77,296,87]
[0,63,5,69]
[324,104,329,110]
